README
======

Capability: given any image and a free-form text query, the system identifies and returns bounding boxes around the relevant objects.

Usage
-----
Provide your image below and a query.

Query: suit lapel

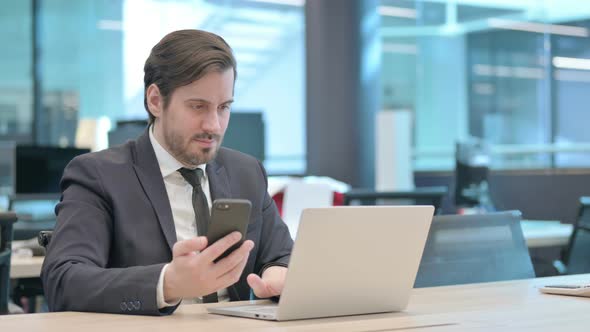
[132,130,177,251]
[207,158,232,201]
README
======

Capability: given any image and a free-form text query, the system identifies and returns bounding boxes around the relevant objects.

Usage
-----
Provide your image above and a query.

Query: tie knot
[178,167,204,188]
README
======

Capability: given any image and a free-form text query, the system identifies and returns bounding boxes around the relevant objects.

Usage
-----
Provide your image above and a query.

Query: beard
[163,128,223,167]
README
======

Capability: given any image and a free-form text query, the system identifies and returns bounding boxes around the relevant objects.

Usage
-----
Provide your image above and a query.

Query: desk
[521,220,574,248]
[6,220,572,280]
[0,274,588,331]
[10,256,44,279]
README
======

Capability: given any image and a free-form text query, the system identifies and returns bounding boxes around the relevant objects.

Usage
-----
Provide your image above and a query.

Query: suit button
[134,301,141,310]
[127,301,134,311]
[120,302,127,311]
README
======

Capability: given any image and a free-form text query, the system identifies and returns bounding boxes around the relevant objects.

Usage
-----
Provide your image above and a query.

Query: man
[41,29,294,316]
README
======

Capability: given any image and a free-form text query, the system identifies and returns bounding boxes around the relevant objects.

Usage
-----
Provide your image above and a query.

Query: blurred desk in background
[343,186,448,214]
[10,256,44,279]
[521,220,573,248]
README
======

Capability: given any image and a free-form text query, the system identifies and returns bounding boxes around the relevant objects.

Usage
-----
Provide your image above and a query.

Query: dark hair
[143,29,237,124]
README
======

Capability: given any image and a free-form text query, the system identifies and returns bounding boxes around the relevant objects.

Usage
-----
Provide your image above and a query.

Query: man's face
[152,69,234,167]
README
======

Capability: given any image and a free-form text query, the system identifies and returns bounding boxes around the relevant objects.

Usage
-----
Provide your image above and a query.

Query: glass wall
[1,0,305,174]
[380,0,590,170]
[0,2,33,144]
[6,0,590,176]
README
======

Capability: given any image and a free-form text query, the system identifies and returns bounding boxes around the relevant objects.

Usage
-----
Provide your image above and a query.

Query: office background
[3,0,590,317]
[2,0,590,222]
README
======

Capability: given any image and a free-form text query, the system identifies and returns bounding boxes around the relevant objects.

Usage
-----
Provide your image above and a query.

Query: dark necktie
[178,167,219,303]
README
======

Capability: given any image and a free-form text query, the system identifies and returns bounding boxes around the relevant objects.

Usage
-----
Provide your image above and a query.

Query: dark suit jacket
[41,130,293,315]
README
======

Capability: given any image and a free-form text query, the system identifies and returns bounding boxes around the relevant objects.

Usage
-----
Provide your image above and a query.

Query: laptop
[207,205,434,321]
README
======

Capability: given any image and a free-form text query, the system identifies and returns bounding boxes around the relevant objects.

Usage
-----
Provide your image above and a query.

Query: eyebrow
[184,98,234,105]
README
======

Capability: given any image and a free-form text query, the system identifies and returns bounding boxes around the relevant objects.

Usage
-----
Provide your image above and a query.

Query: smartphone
[539,284,590,297]
[207,198,252,261]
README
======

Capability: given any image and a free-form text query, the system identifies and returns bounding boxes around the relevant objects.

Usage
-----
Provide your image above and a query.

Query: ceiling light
[488,18,589,37]
[378,6,417,19]
[247,0,305,6]
[553,56,590,70]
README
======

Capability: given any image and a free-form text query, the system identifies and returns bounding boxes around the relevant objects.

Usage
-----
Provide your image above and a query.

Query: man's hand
[163,231,254,302]
[247,266,288,299]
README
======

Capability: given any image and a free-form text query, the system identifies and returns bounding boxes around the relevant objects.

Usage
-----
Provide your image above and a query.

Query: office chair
[343,186,447,215]
[560,197,590,275]
[0,212,18,315]
[7,230,52,314]
[454,139,494,210]
[6,230,52,314]
[38,231,52,249]
[414,211,535,288]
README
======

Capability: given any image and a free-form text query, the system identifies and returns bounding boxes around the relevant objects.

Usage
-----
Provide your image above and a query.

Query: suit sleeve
[41,156,177,316]
[253,161,294,275]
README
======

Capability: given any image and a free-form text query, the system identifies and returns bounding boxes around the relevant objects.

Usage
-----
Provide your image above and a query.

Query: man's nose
[201,109,221,133]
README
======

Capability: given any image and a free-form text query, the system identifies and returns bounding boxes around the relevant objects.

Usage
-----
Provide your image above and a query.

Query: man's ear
[146,84,164,119]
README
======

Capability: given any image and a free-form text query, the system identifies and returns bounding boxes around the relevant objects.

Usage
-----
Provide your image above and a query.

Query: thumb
[172,237,208,257]
[247,273,271,298]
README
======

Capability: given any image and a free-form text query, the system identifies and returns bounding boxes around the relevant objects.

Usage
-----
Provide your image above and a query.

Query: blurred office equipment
[37,91,79,147]
[0,89,33,144]
[454,138,494,210]
[37,231,52,249]
[375,110,413,191]
[281,181,333,238]
[559,197,590,275]
[12,146,87,240]
[414,211,534,288]
[343,186,447,215]
[0,104,20,139]
[223,112,265,162]
[75,117,111,152]
[108,119,148,147]
[15,145,89,194]
[0,212,18,314]
[0,142,15,197]
[9,195,59,242]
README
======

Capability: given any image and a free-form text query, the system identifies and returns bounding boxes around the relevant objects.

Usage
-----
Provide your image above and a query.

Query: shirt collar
[149,125,207,179]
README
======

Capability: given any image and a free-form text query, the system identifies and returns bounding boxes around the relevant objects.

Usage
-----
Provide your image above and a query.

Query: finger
[201,231,243,262]
[211,240,254,276]
[247,273,271,298]
[214,249,251,290]
[172,237,208,257]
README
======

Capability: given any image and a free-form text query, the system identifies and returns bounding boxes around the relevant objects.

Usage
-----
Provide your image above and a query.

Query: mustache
[192,133,221,141]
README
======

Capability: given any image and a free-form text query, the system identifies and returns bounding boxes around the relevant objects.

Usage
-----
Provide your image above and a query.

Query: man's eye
[220,105,231,112]
[191,104,205,110]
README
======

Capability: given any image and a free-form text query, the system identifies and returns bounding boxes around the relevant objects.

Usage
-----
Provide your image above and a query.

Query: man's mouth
[193,135,217,148]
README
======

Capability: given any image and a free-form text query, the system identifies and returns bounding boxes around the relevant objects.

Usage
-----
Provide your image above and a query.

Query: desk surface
[1,274,588,331]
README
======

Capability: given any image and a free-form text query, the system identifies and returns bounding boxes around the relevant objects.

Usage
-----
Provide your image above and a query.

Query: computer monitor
[108,119,148,147]
[223,112,265,162]
[15,146,90,194]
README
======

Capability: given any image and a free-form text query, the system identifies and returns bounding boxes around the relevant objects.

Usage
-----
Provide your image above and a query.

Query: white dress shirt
[149,127,229,309]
